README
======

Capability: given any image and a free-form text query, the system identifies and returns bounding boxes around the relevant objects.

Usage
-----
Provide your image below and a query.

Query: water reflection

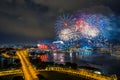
[53,53,64,63]
[51,53,74,63]
[36,50,92,63]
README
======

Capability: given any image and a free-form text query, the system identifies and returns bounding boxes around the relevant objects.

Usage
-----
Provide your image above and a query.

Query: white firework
[59,28,81,41]
[81,25,99,39]
[75,22,99,39]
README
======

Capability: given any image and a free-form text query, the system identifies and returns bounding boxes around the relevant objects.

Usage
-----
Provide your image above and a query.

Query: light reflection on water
[50,49,93,63]
[53,53,64,63]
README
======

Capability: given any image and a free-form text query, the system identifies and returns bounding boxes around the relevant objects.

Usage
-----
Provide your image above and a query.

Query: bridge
[0,49,118,80]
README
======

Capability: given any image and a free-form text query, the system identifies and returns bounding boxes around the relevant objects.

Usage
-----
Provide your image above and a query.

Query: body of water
[38,50,120,76]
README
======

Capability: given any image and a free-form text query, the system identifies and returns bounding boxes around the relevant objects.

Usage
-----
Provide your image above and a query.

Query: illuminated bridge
[0,50,118,80]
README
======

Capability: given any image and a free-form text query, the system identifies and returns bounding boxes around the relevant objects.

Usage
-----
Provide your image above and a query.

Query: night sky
[0,0,120,44]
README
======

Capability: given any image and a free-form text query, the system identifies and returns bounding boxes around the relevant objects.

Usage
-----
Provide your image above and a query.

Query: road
[16,50,39,80]
[0,69,22,76]
[2,53,19,59]
[0,67,117,80]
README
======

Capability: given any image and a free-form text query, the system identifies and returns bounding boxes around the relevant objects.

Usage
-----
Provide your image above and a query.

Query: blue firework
[55,14,75,34]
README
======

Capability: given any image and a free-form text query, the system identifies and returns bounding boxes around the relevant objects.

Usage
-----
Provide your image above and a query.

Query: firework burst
[55,12,110,48]
[55,14,75,34]
[59,28,81,41]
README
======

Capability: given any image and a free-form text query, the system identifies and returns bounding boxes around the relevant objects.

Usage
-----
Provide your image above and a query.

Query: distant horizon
[0,39,120,46]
